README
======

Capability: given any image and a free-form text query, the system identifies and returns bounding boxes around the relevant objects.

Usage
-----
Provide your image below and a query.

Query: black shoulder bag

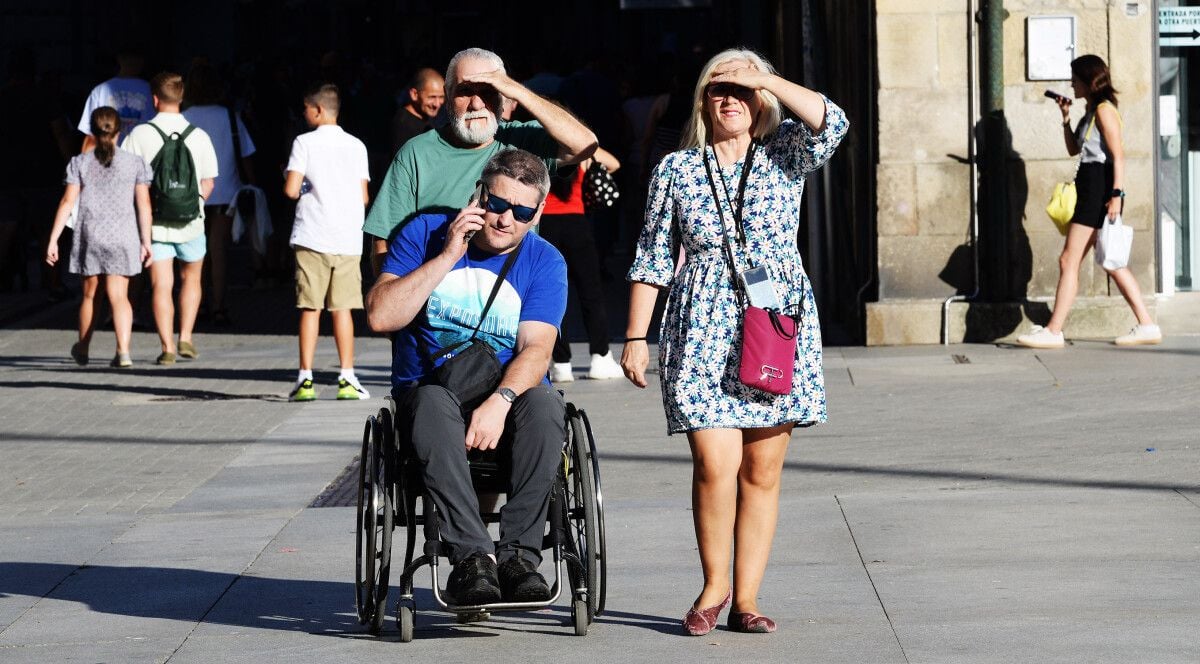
[419,241,523,410]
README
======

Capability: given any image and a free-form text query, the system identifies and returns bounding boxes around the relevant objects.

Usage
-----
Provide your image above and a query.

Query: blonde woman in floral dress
[622,48,847,635]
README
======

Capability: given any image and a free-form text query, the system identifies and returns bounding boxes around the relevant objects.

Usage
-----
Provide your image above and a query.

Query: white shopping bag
[1094,214,1133,271]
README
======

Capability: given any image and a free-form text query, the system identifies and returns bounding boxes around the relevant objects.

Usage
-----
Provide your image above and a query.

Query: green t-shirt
[362,120,559,242]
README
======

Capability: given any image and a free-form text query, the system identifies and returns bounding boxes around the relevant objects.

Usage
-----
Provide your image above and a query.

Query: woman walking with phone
[1018,55,1161,348]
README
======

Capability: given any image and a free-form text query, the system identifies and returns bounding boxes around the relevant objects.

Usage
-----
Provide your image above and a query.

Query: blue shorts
[152,234,207,263]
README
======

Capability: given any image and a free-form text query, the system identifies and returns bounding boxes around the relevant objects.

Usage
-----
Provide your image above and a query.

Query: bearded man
[364,48,596,273]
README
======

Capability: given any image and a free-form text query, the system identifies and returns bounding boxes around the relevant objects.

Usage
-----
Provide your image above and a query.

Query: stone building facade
[867,0,1197,344]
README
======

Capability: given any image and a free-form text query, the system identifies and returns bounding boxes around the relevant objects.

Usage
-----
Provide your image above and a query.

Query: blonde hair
[680,48,782,151]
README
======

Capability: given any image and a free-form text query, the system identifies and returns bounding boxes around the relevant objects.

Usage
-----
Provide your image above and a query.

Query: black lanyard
[702,140,756,248]
[702,140,757,308]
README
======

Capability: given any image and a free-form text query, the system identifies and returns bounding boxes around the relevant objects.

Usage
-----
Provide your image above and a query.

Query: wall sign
[1026,15,1077,81]
[1159,7,1200,47]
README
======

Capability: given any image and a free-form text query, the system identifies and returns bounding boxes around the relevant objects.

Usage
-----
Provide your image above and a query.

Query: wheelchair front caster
[398,603,414,642]
[571,598,589,636]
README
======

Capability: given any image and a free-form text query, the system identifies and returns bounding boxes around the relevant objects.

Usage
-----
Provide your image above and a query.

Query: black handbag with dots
[581,162,619,212]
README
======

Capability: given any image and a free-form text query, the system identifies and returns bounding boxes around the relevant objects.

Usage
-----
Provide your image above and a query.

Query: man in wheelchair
[366,149,568,606]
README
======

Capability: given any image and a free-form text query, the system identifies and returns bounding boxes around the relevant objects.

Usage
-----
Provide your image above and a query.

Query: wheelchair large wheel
[565,404,606,621]
[355,411,394,634]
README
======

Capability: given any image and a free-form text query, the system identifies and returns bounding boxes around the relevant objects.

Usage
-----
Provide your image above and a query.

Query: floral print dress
[627,97,848,435]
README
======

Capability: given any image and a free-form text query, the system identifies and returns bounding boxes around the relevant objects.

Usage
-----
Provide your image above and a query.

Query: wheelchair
[354,394,607,642]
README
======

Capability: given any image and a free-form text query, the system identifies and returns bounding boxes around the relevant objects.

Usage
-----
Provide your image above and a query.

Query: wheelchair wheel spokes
[355,416,378,625]
[578,408,607,616]
[566,405,604,622]
[368,408,394,634]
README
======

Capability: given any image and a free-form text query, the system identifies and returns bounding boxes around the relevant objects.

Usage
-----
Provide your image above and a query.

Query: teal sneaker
[336,377,370,400]
[290,379,316,402]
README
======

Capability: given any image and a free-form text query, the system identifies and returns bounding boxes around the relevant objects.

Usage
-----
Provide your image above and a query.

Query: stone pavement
[1,317,1199,663]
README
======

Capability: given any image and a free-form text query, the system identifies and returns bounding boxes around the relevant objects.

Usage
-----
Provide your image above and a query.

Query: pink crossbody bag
[701,141,799,395]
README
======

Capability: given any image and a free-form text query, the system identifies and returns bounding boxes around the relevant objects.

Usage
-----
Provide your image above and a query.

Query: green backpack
[148,123,200,222]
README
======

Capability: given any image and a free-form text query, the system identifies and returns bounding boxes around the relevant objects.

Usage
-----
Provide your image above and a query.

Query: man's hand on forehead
[460,69,525,100]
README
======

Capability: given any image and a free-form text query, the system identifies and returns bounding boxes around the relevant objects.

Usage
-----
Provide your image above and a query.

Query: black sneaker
[497,556,551,602]
[446,554,501,606]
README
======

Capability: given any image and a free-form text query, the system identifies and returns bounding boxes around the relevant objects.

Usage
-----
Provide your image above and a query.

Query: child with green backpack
[122,72,218,365]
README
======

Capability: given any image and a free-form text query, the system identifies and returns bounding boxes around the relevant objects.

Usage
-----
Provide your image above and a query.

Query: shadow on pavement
[0,562,677,638]
[599,452,1200,494]
[0,380,288,402]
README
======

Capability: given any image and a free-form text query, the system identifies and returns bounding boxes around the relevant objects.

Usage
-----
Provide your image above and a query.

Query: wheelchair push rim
[565,403,606,621]
[354,410,394,632]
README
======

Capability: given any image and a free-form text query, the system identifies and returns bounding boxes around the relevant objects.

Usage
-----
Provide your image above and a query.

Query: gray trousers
[397,384,564,565]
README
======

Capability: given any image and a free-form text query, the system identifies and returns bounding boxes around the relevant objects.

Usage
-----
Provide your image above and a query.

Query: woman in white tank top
[1018,55,1162,348]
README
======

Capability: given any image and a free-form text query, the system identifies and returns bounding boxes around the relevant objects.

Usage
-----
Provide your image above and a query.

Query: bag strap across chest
[420,240,524,363]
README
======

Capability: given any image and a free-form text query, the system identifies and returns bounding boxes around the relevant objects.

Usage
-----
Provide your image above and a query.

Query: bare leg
[204,209,233,313]
[298,308,320,371]
[1046,223,1098,333]
[177,259,203,345]
[77,275,100,349]
[150,259,176,353]
[330,308,356,370]
[1106,266,1155,325]
[732,424,793,615]
[105,274,132,354]
[688,428,742,610]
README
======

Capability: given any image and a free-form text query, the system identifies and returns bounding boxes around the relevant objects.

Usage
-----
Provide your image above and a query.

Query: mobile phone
[1043,89,1071,105]
[739,265,780,310]
[465,181,485,241]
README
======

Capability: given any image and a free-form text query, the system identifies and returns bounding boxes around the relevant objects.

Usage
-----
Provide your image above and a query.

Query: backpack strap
[148,122,170,142]
[146,122,195,142]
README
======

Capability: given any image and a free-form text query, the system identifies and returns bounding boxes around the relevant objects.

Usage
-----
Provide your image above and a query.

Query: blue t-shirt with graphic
[381,213,568,388]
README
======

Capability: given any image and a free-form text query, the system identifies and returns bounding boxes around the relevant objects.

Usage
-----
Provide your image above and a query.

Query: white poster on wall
[1027,15,1077,80]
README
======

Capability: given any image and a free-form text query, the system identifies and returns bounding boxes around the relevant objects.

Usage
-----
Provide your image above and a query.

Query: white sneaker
[587,351,624,380]
[1114,324,1162,346]
[550,362,575,383]
[1016,325,1064,349]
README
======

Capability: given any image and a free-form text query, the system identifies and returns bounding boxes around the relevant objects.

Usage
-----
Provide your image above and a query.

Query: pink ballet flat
[728,611,777,633]
[683,591,731,636]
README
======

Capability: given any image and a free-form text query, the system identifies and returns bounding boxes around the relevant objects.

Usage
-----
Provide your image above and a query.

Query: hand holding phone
[465,181,485,241]
[1043,90,1071,104]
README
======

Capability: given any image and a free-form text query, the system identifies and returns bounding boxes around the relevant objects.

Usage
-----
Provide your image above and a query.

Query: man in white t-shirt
[283,83,371,402]
[78,49,154,151]
[182,61,259,325]
[122,72,218,366]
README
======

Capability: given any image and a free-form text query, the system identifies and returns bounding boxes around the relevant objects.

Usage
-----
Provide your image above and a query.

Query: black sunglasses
[482,190,539,223]
[455,82,495,99]
[705,82,754,101]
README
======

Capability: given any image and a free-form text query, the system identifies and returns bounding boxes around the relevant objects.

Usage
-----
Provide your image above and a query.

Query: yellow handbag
[1045,182,1077,235]
[1045,112,1096,235]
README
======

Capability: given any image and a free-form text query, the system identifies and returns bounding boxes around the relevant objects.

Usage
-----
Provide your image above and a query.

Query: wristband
[624,337,648,343]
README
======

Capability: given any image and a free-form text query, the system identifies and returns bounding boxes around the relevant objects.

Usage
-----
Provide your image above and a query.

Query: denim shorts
[152,234,207,263]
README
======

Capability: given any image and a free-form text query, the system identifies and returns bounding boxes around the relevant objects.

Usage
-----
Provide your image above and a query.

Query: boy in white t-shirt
[283,83,371,401]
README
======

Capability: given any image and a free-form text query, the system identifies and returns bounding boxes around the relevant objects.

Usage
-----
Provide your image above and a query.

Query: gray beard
[450,111,498,145]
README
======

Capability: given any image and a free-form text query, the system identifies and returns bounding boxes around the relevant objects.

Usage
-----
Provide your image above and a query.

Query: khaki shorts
[294,247,363,310]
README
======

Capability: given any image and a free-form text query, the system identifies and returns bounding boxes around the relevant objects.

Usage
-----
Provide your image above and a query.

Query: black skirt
[1071,162,1115,229]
